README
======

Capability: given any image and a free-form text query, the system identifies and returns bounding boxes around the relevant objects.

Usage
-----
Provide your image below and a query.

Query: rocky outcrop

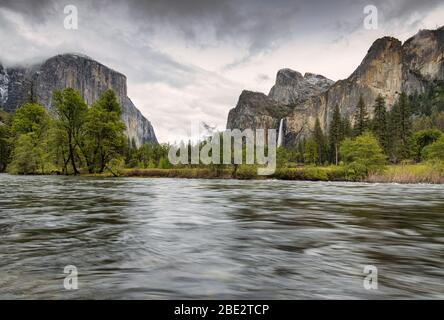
[0,54,157,145]
[268,69,334,105]
[226,26,444,146]
[227,90,293,132]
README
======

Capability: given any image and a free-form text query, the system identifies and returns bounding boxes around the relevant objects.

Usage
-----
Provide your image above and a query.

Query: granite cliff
[0,54,157,146]
[226,26,444,146]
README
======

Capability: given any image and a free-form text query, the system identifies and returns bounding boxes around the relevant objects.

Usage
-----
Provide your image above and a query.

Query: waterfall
[277,118,284,147]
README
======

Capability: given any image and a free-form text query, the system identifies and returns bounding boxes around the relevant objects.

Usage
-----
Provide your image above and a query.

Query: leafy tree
[81,90,126,173]
[371,95,389,153]
[12,103,49,136]
[412,129,442,162]
[329,104,342,165]
[422,135,444,161]
[353,95,369,136]
[9,104,52,174]
[0,111,12,172]
[53,88,88,175]
[340,132,386,178]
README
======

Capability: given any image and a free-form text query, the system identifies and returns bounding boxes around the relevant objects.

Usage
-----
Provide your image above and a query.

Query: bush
[340,132,386,179]
[413,129,442,161]
[423,135,444,160]
[235,165,258,179]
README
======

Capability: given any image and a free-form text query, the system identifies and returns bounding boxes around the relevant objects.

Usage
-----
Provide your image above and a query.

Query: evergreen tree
[372,95,389,153]
[304,138,318,165]
[389,92,412,162]
[313,117,326,165]
[329,105,342,165]
[341,116,353,139]
[353,95,369,136]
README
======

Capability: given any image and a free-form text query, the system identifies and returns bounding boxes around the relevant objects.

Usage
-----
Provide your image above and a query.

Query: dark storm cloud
[0,0,56,22]
[2,0,442,58]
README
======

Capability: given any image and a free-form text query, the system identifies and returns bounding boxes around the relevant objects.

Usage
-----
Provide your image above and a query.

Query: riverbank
[83,162,444,184]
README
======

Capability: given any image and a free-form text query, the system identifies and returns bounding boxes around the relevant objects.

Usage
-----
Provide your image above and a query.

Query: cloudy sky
[0,0,443,143]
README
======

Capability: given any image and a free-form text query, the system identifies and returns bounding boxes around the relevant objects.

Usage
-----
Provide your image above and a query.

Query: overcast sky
[0,0,443,143]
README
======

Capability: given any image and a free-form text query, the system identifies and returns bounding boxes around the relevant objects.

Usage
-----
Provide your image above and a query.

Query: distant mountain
[227,26,444,146]
[0,54,157,146]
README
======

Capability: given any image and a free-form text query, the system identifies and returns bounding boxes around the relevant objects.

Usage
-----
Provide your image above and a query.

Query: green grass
[367,161,444,184]
[81,162,444,184]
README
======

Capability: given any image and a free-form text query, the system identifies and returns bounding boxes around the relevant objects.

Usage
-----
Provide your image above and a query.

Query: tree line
[1,82,444,177]
[0,88,172,175]
[286,81,444,169]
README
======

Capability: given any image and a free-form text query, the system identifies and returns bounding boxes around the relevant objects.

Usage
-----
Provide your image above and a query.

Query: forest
[0,82,444,182]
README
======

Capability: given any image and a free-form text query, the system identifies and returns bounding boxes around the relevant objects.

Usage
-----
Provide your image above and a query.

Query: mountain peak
[269,68,333,105]
[0,54,157,145]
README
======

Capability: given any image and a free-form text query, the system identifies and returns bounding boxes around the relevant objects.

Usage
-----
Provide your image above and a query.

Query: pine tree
[372,95,388,153]
[329,105,342,165]
[313,117,326,165]
[389,92,412,162]
[353,95,369,136]
[341,116,353,139]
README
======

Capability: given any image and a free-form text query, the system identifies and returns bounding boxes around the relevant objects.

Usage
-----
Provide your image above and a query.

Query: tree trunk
[68,135,79,175]
[335,144,339,166]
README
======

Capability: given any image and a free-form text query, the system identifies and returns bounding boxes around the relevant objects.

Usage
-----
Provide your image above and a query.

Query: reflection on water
[0,174,443,299]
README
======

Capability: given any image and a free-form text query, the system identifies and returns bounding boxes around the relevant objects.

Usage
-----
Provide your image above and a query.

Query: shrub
[235,165,258,179]
[340,132,386,179]
[423,135,444,160]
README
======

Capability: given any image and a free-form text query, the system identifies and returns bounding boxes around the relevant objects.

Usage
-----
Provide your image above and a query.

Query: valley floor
[83,163,444,184]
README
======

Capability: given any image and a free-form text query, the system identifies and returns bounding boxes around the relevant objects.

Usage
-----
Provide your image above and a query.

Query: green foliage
[53,88,88,174]
[235,164,257,179]
[340,132,386,179]
[371,95,389,153]
[158,157,172,169]
[276,146,299,168]
[313,117,327,164]
[422,135,444,161]
[125,142,171,169]
[8,104,53,174]
[410,81,444,116]
[388,92,412,162]
[412,129,442,162]
[0,111,12,172]
[328,104,343,165]
[353,95,369,136]
[81,90,126,173]
[303,138,318,165]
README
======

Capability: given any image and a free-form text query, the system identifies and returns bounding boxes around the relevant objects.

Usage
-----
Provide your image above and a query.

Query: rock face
[226,26,444,146]
[268,69,334,105]
[0,54,157,145]
[227,90,293,132]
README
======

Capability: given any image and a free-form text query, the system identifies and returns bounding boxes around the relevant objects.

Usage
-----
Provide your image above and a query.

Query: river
[0,174,443,299]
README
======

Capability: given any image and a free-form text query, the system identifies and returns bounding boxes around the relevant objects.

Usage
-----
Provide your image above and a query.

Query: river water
[0,174,443,299]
